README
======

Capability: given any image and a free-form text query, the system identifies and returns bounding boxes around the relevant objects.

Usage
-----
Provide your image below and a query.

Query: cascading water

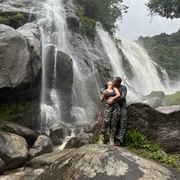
[37,0,100,133]
[38,0,69,133]
[37,1,179,134]
[96,23,177,99]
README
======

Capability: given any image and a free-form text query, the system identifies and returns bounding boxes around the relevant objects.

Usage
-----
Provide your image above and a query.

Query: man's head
[112,77,122,88]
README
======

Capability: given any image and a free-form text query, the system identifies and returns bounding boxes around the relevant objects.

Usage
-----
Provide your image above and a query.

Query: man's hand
[106,97,114,104]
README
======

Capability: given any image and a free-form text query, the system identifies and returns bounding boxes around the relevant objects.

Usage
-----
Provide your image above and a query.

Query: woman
[99,81,121,145]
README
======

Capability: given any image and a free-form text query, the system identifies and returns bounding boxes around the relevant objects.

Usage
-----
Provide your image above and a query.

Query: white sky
[117,0,180,41]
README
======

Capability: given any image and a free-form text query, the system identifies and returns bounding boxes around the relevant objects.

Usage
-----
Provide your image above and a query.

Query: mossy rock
[150,91,165,99]
[162,91,180,106]
[0,13,26,29]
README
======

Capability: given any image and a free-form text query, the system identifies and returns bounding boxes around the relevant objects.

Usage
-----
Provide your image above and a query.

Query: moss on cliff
[0,13,25,29]
[76,10,96,37]
[0,100,40,130]
[163,91,180,106]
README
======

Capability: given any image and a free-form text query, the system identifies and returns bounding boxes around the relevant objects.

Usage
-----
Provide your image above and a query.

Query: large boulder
[28,149,74,168]
[66,14,80,32]
[17,23,41,77]
[0,24,30,88]
[0,24,41,103]
[0,121,38,145]
[0,131,28,170]
[127,103,180,153]
[64,133,93,149]
[33,135,53,154]
[36,144,180,180]
[0,159,5,175]
[42,45,73,123]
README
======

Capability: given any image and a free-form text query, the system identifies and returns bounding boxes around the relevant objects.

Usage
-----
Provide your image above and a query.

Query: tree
[136,30,180,79]
[146,0,180,19]
[76,0,128,32]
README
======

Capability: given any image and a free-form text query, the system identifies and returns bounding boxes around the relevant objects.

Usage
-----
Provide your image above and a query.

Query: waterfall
[37,1,179,134]
[37,0,100,133]
[96,23,176,99]
[37,0,69,133]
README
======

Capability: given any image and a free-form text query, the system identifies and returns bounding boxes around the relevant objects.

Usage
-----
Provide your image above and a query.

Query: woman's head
[105,81,113,89]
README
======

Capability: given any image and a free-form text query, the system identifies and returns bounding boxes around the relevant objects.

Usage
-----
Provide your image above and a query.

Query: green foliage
[163,91,180,106]
[124,129,160,151]
[124,128,180,169]
[76,11,96,37]
[146,0,180,19]
[76,0,128,33]
[0,13,25,28]
[0,16,10,25]
[150,152,179,168]
[0,100,39,122]
[136,30,180,79]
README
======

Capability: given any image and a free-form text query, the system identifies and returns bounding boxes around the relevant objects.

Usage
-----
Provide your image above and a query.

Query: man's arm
[106,85,127,104]
[116,85,127,103]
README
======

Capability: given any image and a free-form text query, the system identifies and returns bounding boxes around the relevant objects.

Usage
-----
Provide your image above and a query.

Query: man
[106,76,127,146]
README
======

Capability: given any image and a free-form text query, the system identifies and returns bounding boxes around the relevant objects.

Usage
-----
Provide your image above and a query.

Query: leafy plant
[146,0,180,19]
[124,128,180,170]
[0,13,25,28]
[150,152,179,168]
[76,11,96,37]
[124,128,159,151]
[76,0,128,33]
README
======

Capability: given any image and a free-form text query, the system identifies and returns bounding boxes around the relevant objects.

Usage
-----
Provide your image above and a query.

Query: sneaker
[115,140,121,146]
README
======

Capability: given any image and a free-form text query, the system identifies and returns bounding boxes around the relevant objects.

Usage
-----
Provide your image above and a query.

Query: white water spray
[38,0,100,133]
[96,23,176,99]
[38,0,68,133]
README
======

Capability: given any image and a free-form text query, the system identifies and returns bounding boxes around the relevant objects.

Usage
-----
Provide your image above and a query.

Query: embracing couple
[99,76,127,146]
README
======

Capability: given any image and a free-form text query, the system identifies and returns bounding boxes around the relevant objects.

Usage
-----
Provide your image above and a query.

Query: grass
[124,129,180,170]
[95,128,180,169]
[163,91,180,106]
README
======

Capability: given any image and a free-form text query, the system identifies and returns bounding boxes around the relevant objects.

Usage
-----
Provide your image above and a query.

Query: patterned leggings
[100,103,121,137]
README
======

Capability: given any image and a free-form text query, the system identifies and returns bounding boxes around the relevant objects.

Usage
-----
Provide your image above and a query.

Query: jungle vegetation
[75,0,128,35]
[136,29,180,80]
[146,0,180,19]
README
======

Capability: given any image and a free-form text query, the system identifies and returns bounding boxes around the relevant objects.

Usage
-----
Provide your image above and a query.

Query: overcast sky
[117,0,180,41]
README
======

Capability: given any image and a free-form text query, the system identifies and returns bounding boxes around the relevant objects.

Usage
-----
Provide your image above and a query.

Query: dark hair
[114,76,122,85]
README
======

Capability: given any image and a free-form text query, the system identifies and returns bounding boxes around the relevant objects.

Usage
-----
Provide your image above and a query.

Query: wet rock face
[0,23,41,103]
[36,144,180,180]
[0,131,28,170]
[0,24,31,88]
[66,14,80,32]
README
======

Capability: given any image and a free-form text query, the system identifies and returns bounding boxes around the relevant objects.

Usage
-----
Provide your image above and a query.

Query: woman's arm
[100,93,106,102]
[100,90,108,102]
[106,87,120,104]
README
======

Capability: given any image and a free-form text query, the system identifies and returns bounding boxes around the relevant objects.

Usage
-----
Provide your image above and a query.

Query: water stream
[37,0,179,134]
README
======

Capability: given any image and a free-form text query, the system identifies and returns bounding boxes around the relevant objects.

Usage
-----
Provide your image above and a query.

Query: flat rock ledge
[36,144,180,180]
